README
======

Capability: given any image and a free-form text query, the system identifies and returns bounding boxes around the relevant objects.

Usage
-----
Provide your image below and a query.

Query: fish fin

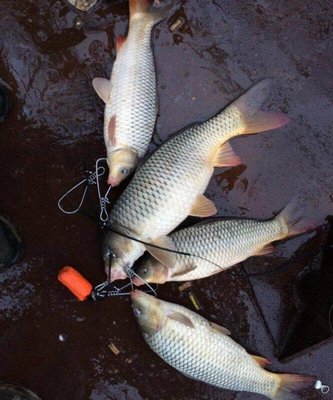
[116,34,126,53]
[270,374,316,400]
[212,142,242,167]
[145,235,176,268]
[252,355,271,368]
[170,264,197,278]
[92,77,111,103]
[209,321,231,336]
[129,0,180,25]
[189,194,217,217]
[167,311,194,329]
[112,224,136,237]
[254,243,275,256]
[233,79,289,135]
[108,116,117,145]
[276,197,316,238]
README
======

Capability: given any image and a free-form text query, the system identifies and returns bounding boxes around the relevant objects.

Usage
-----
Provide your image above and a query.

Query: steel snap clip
[315,380,330,394]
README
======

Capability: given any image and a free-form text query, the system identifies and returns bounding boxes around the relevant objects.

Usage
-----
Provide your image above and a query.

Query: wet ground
[0,0,333,399]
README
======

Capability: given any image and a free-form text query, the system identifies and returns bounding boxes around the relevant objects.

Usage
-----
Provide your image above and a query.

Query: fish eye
[121,167,129,176]
[134,307,142,317]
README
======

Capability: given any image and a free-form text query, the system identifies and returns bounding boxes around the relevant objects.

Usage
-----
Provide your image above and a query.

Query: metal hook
[315,380,330,394]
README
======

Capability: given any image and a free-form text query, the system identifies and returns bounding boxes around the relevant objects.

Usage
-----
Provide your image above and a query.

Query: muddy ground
[0,0,332,399]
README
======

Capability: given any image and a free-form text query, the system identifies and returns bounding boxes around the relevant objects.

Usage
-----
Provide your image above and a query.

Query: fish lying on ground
[104,79,288,281]
[133,198,314,284]
[131,290,316,399]
[93,0,179,186]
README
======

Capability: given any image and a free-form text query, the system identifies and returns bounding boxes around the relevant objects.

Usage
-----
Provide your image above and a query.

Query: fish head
[131,290,165,335]
[103,229,144,282]
[133,257,169,286]
[107,148,139,186]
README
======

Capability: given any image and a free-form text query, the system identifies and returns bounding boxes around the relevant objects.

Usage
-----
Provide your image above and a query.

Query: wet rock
[66,0,98,11]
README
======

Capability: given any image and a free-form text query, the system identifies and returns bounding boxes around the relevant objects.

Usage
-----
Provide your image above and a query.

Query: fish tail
[270,373,316,399]
[232,79,289,135]
[129,0,180,25]
[276,197,316,238]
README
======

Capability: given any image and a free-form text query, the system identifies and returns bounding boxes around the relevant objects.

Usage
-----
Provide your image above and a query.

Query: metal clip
[90,271,158,301]
[315,380,330,394]
[126,268,158,297]
[58,167,105,215]
[95,158,112,222]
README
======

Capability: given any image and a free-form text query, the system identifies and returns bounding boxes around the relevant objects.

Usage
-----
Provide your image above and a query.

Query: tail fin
[129,0,180,25]
[276,197,316,238]
[232,79,289,135]
[271,374,316,400]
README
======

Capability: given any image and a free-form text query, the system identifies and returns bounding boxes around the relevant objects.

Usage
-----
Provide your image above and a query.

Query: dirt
[0,0,332,399]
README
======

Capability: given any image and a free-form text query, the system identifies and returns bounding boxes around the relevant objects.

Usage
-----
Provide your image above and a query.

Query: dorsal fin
[209,321,231,336]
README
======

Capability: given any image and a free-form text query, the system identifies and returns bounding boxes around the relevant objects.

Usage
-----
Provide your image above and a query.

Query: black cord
[71,181,312,279]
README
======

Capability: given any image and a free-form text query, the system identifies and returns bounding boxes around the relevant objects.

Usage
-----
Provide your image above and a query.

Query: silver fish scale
[167,217,287,280]
[106,20,157,157]
[110,107,243,239]
[144,304,278,397]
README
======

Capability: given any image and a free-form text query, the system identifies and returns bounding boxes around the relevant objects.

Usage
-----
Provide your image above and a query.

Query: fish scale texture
[110,106,244,239]
[144,303,278,398]
[105,19,157,156]
[167,217,287,280]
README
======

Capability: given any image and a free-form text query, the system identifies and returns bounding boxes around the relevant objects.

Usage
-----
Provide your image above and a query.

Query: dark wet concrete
[0,0,333,399]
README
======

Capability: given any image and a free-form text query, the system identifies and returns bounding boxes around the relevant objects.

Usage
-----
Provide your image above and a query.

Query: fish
[92,0,179,186]
[105,79,289,281]
[131,290,316,399]
[132,198,314,284]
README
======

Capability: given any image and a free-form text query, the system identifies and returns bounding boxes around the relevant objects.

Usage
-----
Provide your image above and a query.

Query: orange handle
[58,266,92,301]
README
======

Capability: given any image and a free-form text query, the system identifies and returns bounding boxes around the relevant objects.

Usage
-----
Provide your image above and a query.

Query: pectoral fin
[145,236,176,267]
[108,116,117,145]
[252,355,271,368]
[190,194,217,217]
[212,142,242,167]
[170,264,197,278]
[116,34,126,53]
[209,321,231,336]
[92,77,111,103]
[167,311,194,328]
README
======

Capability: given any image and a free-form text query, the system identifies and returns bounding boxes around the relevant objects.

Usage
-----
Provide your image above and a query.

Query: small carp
[133,198,314,284]
[131,290,315,399]
[106,79,288,281]
[93,0,179,186]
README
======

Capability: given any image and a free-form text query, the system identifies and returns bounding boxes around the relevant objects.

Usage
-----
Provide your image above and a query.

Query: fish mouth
[131,276,145,286]
[107,176,119,187]
[130,289,143,300]
[105,265,127,282]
